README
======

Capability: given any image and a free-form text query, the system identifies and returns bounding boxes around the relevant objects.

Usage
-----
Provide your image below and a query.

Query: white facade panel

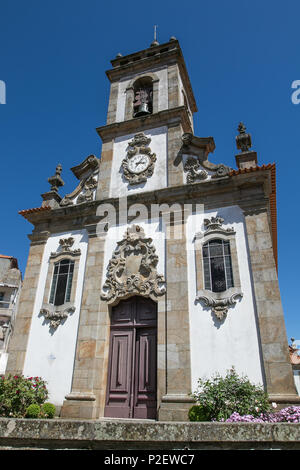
[23,230,88,405]
[186,205,264,390]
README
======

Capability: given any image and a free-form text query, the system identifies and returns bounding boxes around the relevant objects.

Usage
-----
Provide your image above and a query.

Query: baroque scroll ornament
[101,225,166,304]
[184,157,208,183]
[197,292,243,321]
[39,305,75,330]
[121,133,156,185]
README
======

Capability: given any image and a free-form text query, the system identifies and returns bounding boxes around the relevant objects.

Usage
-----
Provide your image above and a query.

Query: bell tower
[96,37,198,199]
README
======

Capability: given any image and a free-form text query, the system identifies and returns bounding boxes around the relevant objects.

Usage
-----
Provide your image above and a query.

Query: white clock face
[128,154,150,174]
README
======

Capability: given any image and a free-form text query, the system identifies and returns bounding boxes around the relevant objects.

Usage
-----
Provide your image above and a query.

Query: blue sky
[0,0,299,341]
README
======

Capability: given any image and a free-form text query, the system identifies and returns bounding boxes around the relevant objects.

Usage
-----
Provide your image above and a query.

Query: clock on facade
[127,154,150,174]
[121,132,156,185]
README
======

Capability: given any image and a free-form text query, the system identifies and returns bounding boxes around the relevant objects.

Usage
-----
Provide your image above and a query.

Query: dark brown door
[104,296,157,419]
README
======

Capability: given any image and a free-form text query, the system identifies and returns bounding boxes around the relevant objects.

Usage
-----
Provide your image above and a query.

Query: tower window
[49,259,74,306]
[203,239,234,292]
[133,77,153,117]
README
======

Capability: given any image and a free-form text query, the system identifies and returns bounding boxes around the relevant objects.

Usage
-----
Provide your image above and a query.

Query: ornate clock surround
[121,132,156,185]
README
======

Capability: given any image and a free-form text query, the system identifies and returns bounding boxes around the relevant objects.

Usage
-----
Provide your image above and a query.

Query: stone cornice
[96,106,193,142]
[21,168,272,231]
[106,40,197,113]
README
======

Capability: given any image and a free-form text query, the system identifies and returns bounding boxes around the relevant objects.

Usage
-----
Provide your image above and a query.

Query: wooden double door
[104,296,157,419]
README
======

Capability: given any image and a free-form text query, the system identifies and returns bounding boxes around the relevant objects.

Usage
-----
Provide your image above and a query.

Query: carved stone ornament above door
[101,225,166,304]
[121,133,156,185]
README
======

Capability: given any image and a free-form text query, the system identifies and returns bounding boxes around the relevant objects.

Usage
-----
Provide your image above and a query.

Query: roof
[19,206,51,219]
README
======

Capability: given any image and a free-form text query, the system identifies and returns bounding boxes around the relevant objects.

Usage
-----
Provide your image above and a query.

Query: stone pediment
[60,155,99,207]
[101,225,166,304]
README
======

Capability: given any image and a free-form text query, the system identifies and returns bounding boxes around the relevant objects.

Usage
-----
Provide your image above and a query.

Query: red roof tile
[19,206,51,218]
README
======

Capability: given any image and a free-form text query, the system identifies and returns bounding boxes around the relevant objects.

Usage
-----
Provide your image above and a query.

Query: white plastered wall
[23,230,88,405]
[293,370,300,395]
[186,205,264,390]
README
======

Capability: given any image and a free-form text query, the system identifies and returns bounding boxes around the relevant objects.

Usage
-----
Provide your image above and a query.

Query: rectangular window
[203,239,234,293]
[49,259,75,306]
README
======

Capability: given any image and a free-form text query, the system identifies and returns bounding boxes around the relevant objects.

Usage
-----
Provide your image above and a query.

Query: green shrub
[188,405,209,422]
[41,403,56,419]
[0,374,49,418]
[189,367,271,422]
[25,403,41,419]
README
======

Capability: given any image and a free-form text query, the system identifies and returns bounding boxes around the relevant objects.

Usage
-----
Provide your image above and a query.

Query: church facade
[6,38,299,420]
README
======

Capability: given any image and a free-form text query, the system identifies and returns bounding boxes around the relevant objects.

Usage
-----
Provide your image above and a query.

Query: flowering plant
[226,406,300,423]
[0,374,48,418]
[189,367,271,422]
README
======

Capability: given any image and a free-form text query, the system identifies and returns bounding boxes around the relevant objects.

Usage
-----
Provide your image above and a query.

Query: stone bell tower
[7,36,299,422]
[96,36,198,200]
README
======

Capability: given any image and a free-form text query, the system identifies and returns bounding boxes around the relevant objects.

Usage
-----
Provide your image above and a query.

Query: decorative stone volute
[203,216,235,235]
[39,305,75,330]
[59,155,99,207]
[197,292,244,321]
[101,225,166,304]
[50,237,81,259]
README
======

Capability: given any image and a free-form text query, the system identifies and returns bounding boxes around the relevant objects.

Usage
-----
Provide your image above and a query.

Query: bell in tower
[133,77,153,117]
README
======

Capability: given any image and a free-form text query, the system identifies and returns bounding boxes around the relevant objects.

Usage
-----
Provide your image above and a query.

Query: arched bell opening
[132,76,153,117]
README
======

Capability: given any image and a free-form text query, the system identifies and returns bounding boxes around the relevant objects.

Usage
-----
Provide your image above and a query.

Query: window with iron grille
[49,259,74,306]
[203,239,234,292]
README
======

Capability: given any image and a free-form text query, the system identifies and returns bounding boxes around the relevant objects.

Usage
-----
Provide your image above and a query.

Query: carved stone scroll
[184,157,208,183]
[101,225,166,304]
[203,216,235,235]
[39,305,75,330]
[50,237,81,260]
[197,292,243,321]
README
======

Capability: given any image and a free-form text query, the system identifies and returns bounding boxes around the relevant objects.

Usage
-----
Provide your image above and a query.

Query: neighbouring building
[0,255,22,374]
[6,38,300,420]
[289,338,300,395]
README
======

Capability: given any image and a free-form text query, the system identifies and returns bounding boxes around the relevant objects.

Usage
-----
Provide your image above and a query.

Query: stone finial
[48,164,64,192]
[41,163,65,208]
[235,122,258,169]
[236,122,252,153]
